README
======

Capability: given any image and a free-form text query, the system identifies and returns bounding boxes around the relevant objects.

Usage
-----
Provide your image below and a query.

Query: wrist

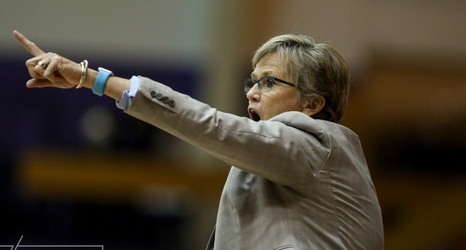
[83,68,98,89]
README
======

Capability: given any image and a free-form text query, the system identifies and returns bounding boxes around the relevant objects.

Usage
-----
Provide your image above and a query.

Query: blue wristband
[93,67,114,96]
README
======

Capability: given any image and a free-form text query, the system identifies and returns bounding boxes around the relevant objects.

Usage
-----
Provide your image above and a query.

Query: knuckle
[26,59,35,66]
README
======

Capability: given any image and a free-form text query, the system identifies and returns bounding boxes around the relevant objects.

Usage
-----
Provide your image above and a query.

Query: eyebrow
[251,71,277,79]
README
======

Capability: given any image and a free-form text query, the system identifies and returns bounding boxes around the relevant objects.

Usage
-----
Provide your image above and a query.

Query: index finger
[13,30,45,56]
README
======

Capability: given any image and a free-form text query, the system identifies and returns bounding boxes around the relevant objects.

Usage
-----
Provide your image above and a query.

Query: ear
[302,96,326,117]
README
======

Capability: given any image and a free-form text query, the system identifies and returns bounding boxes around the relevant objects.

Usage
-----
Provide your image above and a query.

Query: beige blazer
[125,77,384,250]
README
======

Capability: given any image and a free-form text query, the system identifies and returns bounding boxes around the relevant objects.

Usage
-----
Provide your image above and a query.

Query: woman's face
[246,53,303,121]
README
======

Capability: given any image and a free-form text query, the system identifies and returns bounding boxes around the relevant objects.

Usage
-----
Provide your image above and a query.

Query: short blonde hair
[252,34,350,123]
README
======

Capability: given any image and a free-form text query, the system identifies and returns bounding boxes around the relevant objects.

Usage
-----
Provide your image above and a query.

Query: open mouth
[248,108,261,121]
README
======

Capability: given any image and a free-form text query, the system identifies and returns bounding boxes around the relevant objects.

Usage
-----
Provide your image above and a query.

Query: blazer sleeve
[124,77,330,186]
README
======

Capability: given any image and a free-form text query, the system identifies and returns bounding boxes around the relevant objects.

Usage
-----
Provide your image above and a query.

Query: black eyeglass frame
[243,76,296,95]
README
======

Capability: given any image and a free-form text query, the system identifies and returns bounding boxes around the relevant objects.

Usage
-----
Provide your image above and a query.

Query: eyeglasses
[243,76,296,95]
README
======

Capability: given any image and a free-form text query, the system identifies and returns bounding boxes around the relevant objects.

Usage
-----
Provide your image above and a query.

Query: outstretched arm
[13,30,131,100]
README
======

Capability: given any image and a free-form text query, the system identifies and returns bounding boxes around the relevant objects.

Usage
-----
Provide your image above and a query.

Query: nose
[246,83,261,101]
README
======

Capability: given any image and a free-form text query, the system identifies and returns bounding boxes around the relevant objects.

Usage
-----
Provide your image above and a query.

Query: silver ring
[37,61,47,68]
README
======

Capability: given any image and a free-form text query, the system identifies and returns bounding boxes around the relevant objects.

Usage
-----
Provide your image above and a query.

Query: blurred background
[1,0,465,249]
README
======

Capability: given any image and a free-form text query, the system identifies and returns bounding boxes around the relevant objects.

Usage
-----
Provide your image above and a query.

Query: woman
[14,30,384,249]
